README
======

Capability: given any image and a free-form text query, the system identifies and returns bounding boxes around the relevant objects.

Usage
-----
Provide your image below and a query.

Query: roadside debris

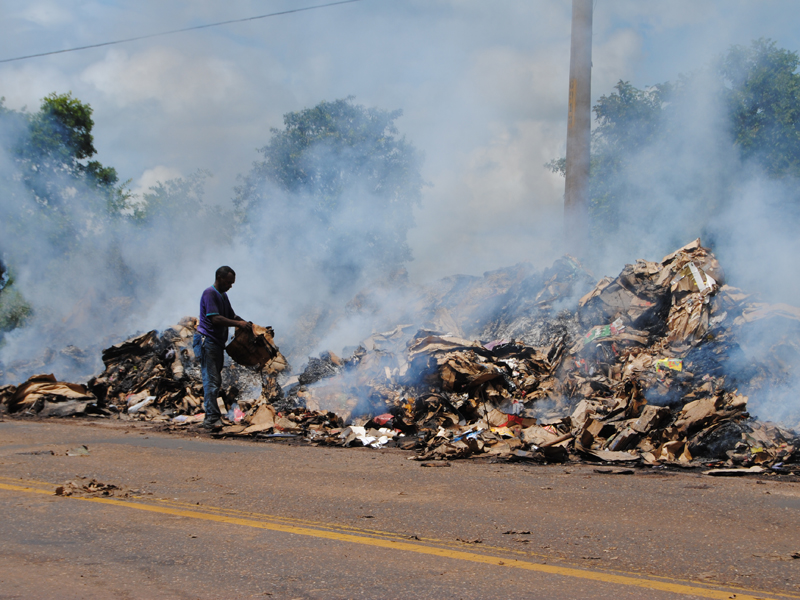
[91,317,211,420]
[55,478,123,497]
[593,468,635,475]
[0,374,102,417]
[226,323,288,373]
[66,445,90,457]
[702,466,765,476]
[270,239,798,469]
[1,240,798,472]
[0,317,289,426]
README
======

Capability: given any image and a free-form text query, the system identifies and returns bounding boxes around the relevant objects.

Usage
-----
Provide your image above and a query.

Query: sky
[3,0,800,282]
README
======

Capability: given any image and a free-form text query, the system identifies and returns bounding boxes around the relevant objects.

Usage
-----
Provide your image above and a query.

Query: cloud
[79,47,244,113]
[0,64,72,111]
[16,2,74,28]
[592,29,643,93]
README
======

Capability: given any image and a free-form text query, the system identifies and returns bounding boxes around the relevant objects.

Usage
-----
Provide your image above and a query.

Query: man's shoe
[201,418,224,430]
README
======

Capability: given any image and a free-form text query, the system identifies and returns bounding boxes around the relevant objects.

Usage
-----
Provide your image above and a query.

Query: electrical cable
[0,0,367,64]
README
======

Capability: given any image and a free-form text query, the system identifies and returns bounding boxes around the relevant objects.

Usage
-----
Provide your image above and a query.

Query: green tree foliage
[591,81,674,237]
[137,170,209,224]
[547,81,673,235]
[0,93,132,335]
[10,93,130,210]
[722,39,800,177]
[27,92,96,166]
[548,39,800,248]
[593,81,671,154]
[135,169,236,242]
[0,268,32,339]
[235,98,424,288]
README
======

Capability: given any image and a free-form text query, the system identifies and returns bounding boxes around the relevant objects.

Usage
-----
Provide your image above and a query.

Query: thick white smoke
[2,2,800,429]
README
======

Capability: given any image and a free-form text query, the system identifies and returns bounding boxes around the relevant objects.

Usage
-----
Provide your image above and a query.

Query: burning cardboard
[251,239,797,469]
[225,323,288,374]
[2,240,798,473]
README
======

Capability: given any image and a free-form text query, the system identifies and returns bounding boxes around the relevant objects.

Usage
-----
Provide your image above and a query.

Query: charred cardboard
[39,400,91,418]
[225,323,282,370]
[102,331,159,367]
[7,239,798,471]
[241,403,277,434]
[7,374,96,412]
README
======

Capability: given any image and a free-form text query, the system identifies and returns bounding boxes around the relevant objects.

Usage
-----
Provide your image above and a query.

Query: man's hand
[234,320,249,329]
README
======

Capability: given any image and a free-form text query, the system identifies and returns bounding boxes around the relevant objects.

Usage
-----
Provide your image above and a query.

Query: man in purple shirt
[193,266,248,429]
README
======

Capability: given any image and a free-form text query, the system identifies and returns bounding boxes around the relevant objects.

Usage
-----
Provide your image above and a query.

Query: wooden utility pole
[564,0,593,258]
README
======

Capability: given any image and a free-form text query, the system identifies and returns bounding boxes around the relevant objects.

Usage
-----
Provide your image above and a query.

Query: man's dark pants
[193,333,224,422]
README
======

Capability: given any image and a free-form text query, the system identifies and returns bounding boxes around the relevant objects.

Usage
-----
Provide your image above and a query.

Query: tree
[548,39,800,253]
[134,169,236,246]
[548,81,672,237]
[0,267,32,339]
[136,170,210,223]
[0,93,134,253]
[5,92,130,215]
[0,93,132,341]
[26,92,97,169]
[235,98,424,291]
[721,39,800,177]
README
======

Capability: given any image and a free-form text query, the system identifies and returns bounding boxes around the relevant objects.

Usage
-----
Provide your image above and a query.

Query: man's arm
[209,315,248,329]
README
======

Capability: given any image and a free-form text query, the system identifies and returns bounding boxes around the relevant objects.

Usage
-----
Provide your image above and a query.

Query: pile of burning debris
[270,239,800,470]
[0,317,289,424]
[1,239,798,472]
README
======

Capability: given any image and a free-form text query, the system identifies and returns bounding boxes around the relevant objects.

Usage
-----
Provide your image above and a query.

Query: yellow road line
[66,493,800,597]
[0,476,474,552]
[0,481,795,600]
[152,496,549,559]
[0,475,56,490]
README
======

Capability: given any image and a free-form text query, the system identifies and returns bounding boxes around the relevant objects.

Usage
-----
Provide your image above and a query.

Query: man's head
[214,266,236,292]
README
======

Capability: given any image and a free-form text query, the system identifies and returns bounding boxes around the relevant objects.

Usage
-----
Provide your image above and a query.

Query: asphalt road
[0,418,798,599]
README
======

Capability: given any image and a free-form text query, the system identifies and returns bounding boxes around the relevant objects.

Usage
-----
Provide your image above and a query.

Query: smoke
[0,152,231,380]
[572,62,800,426]
[2,3,800,429]
[0,94,430,384]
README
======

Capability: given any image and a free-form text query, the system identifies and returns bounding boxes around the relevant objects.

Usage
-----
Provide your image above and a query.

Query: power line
[0,0,367,64]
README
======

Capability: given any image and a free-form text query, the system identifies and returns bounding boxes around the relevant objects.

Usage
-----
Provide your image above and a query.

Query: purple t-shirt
[197,286,235,345]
